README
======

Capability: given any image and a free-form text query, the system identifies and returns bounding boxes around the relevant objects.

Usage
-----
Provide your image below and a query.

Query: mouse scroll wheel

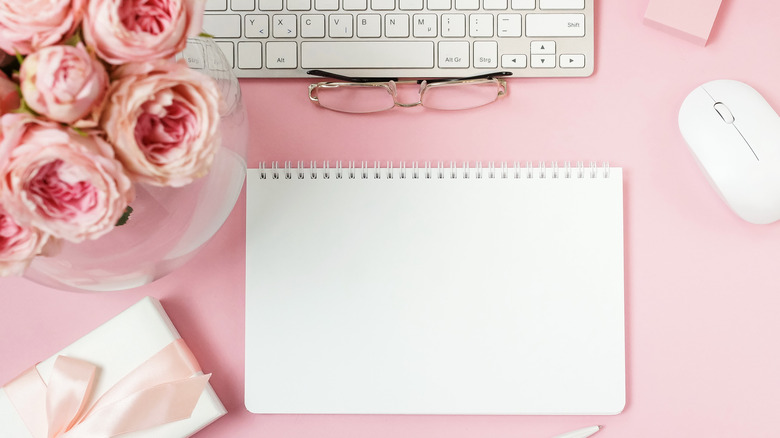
[713,102,735,124]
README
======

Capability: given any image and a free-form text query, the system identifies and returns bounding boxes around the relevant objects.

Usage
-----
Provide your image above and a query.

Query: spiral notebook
[245,161,625,415]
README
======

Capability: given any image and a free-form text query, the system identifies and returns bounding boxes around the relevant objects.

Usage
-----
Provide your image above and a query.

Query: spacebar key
[301,42,434,69]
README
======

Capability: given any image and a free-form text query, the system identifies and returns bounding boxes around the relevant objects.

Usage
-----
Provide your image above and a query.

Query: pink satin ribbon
[3,339,211,438]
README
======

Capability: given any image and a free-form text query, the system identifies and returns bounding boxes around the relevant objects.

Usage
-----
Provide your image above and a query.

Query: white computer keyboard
[202,0,593,78]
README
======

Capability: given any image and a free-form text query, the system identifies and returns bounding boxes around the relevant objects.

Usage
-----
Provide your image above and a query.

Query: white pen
[551,425,602,438]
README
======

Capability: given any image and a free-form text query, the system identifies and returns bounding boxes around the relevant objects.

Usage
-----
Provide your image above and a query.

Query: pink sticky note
[644,0,723,46]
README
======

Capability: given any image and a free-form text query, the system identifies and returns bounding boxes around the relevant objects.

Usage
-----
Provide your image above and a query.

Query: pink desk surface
[3,1,780,437]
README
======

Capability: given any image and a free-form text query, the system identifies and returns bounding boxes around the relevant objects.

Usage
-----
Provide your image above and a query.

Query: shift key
[525,13,585,37]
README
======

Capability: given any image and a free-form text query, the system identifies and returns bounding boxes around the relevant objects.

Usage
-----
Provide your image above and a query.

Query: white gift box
[0,297,226,438]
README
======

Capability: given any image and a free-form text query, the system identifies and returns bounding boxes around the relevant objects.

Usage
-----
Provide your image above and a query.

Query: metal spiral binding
[257,161,613,179]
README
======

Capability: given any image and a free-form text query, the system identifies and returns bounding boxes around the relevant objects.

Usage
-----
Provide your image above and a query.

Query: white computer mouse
[679,79,780,224]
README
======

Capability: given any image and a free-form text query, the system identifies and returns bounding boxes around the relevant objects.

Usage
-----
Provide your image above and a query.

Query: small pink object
[644,0,724,46]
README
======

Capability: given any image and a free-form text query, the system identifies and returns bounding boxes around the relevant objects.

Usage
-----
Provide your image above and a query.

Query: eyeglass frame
[307,70,512,112]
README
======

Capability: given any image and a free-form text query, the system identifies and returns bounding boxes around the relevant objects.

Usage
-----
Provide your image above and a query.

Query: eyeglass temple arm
[306,69,399,83]
[423,71,513,83]
[307,69,513,84]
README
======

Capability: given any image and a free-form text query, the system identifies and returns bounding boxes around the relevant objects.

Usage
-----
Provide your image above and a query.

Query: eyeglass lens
[421,81,503,110]
[315,85,396,113]
[314,80,503,113]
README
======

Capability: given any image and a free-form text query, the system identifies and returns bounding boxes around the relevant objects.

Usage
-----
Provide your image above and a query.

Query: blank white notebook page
[245,164,625,415]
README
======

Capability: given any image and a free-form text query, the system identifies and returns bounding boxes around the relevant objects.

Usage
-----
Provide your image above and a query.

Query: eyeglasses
[307,70,511,113]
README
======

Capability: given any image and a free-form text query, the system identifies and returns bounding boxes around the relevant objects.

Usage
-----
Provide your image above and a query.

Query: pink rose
[0,0,85,55]
[20,44,109,126]
[83,0,205,65]
[101,60,220,187]
[0,203,56,276]
[0,114,135,243]
[0,71,19,115]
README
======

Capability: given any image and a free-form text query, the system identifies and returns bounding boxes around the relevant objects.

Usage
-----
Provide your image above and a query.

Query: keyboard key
[258,0,282,9]
[301,14,326,37]
[469,14,493,37]
[438,41,469,67]
[511,0,534,9]
[301,41,434,68]
[314,0,338,9]
[245,14,270,37]
[203,14,242,37]
[266,41,297,67]
[455,0,478,10]
[399,0,423,10]
[385,14,409,37]
[357,14,382,36]
[181,43,206,69]
[497,14,521,36]
[238,41,263,68]
[427,0,450,10]
[272,14,297,37]
[501,53,526,68]
[530,40,554,53]
[344,0,368,10]
[215,41,235,68]
[441,14,466,37]
[372,0,395,10]
[559,53,585,68]
[231,0,255,10]
[206,0,228,10]
[473,41,497,67]
[525,13,585,37]
[413,14,437,37]
[530,54,554,67]
[483,0,507,10]
[287,0,311,10]
[539,0,584,9]
[330,15,354,37]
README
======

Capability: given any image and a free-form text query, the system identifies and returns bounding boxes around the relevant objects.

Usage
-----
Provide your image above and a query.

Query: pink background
[3,1,780,437]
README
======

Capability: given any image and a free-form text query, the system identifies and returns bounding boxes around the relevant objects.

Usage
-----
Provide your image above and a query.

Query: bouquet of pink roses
[0,0,222,277]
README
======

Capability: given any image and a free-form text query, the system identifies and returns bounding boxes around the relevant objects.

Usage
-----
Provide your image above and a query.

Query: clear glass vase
[23,38,247,292]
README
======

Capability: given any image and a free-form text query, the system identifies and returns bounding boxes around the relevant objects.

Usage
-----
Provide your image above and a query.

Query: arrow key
[560,53,585,68]
[530,40,555,54]
[501,54,527,68]
[531,54,555,68]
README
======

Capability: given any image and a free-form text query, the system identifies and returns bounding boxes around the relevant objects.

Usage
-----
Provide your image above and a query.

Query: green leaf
[14,50,23,65]
[198,32,214,38]
[116,206,133,226]
[11,99,38,116]
[71,126,89,137]
[63,32,82,47]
